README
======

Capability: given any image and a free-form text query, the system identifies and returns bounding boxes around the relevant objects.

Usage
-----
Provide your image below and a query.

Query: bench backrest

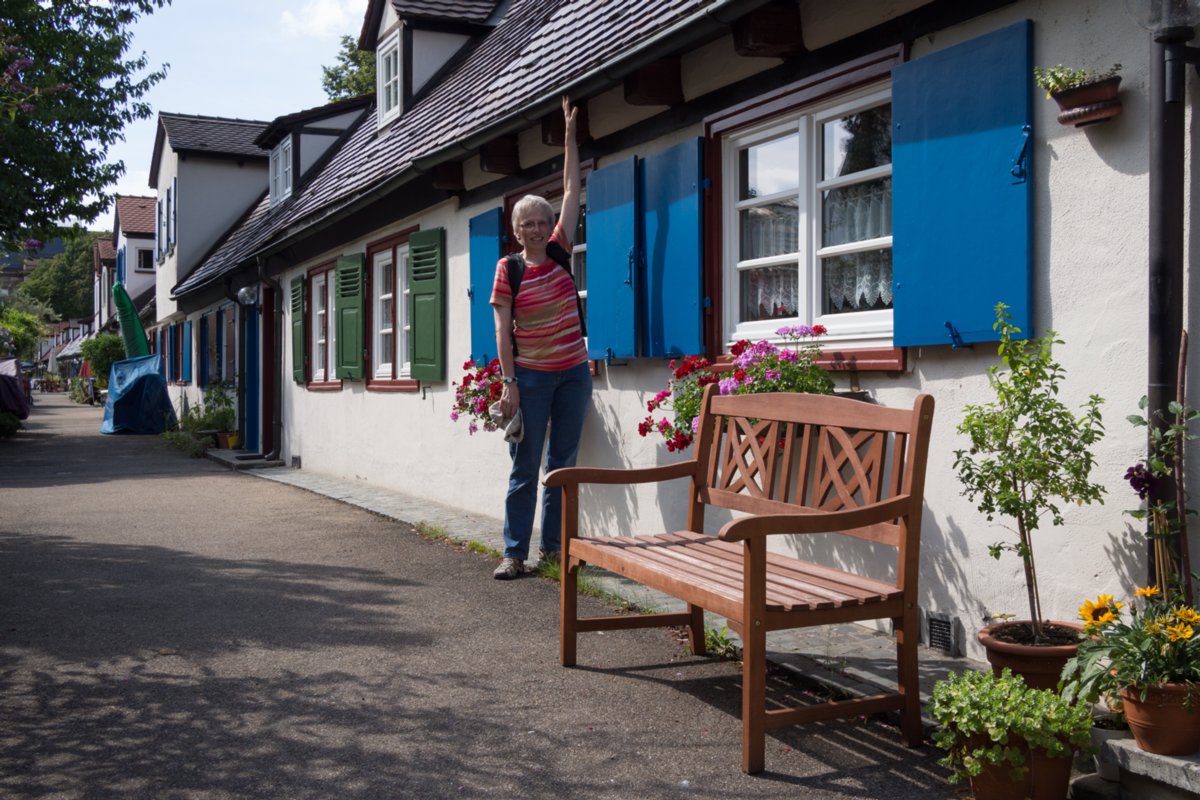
[691,387,935,549]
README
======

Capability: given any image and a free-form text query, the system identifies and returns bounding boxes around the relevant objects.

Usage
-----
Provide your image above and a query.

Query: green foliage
[18,231,102,320]
[202,382,236,432]
[0,2,170,246]
[0,410,20,438]
[930,668,1093,785]
[1,288,58,322]
[0,306,45,359]
[954,303,1106,630]
[80,332,124,388]
[321,34,376,101]
[1033,63,1121,98]
[67,376,85,403]
[160,428,209,458]
[1062,590,1200,705]
[705,625,739,659]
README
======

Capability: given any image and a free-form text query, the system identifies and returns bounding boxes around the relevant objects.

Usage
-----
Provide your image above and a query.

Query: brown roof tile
[115,195,156,237]
[150,112,270,187]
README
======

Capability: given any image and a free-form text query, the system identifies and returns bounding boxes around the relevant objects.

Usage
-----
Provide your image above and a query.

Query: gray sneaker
[493,557,525,580]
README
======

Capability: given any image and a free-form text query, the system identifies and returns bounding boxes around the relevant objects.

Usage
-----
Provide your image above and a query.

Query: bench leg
[560,555,579,667]
[741,625,767,774]
[895,610,922,746]
[687,604,706,656]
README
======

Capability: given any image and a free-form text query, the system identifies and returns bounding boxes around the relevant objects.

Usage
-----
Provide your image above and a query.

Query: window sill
[366,378,420,393]
[306,380,343,392]
[711,346,905,373]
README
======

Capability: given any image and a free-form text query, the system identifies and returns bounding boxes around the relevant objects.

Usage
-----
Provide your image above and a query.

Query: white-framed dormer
[270,135,294,206]
[377,28,402,128]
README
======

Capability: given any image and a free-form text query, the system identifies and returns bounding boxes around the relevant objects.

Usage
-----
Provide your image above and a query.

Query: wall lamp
[236,285,259,307]
[1128,0,1200,102]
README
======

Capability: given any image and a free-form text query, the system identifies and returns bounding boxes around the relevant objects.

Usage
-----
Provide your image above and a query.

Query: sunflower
[1135,584,1161,598]
[1079,594,1123,627]
[1172,606,1200,625]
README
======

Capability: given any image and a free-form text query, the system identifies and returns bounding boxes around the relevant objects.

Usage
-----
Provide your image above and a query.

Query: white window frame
[376,31,402,127]
[721,85,893,351]
[310,270,336,382]
[270,137,293,206]
[371,243,410,379]
[136,248,153,272]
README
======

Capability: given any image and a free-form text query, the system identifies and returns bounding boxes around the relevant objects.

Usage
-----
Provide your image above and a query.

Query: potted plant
[203,382,238,448]
[1061,587,1200,756]
[930,668,1093,800]
[954,303,1106,688]
[1033,63,1122,127]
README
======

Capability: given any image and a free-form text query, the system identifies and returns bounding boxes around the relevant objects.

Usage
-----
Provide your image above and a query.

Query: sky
[106,0,366,204]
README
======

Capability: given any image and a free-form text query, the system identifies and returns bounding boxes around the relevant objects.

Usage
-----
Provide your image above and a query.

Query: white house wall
[275,0,1196,662]
[176,158,266,280]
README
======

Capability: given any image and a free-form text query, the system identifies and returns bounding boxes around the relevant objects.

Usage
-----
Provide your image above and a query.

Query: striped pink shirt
[490,223,588,371]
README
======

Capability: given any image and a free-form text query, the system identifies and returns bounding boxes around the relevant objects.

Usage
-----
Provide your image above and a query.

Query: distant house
[91,237,116,332]
[146,112,269,412]
[166,0,1186,663]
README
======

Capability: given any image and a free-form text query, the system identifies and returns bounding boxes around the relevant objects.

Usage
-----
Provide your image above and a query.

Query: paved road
[0,394,955,799]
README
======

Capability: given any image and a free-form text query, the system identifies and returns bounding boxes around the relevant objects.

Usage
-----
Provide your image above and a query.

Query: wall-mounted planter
[1051,76,1122,127]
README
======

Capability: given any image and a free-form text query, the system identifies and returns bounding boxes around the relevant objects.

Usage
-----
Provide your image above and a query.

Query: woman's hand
[562,95,577,141]
[499,383,520,418]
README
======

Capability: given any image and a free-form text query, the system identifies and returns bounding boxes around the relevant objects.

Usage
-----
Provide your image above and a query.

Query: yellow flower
[1166,622,1194,642]
[1148,621,1165,636]
[1136,585,1161,598]
[1080,594,1123,626]
[1173,607,1200,625]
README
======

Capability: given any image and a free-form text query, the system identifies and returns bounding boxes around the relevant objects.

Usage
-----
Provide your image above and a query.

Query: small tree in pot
[955,305,1106,666]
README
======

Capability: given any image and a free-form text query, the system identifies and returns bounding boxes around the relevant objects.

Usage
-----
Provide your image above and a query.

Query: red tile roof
[115,195,156,237]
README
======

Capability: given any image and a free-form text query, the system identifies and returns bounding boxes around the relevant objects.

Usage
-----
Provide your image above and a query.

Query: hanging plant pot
[1050,76,1122,127]
[977,620,1083,690]
[1120,683,1200,756]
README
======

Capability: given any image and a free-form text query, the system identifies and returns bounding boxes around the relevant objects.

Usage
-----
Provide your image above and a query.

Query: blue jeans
[502,361,592,560]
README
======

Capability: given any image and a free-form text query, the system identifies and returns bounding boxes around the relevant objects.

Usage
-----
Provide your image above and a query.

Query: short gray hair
[511,194,554,231]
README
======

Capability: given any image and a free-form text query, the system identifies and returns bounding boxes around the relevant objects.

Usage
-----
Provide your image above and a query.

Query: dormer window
[270,137,293,206]
[377,31,401,126]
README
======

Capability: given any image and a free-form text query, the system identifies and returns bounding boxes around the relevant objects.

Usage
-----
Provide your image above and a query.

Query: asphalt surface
[0,394,956,799]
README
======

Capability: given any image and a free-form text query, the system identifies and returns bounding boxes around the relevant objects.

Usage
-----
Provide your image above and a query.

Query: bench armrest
[544,460,698,488]
[717,495,913,542]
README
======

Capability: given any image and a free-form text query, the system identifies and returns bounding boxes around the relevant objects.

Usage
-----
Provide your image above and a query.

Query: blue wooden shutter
[116,247,125,284]
[468,208,503,365]
[181,320,192,382]
[215,309,224,381]
[892,20,1034,347]
[409,227,446,381]
[641,138,704,357]
[198,316,209,389]
[585,156,638,360]
[335,254,365,380]
[171,176,178,247]
[166,324,176,380]
[291,276,306,383]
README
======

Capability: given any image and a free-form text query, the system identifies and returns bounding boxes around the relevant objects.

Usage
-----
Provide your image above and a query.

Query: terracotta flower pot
[978,620,1083,690]
[967,736,1074,800]
[1050,75,1122,128]
[1120,684,1200,756]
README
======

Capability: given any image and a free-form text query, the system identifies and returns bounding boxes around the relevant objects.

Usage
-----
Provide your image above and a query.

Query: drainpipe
[258,257,283,462]
[1147,35,1186,587]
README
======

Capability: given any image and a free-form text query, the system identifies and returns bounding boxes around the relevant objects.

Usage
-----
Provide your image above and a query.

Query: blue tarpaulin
[101,355,177,435]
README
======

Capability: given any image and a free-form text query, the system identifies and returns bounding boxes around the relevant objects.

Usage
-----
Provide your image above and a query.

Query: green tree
[18,230,103,320]
[321,35,375,101]
[0,1,170,248]
[0,287,58,323]
[0,306,44,359]
[81,332,125,387]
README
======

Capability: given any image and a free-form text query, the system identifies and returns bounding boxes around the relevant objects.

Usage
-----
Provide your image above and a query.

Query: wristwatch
[501,377,517,384]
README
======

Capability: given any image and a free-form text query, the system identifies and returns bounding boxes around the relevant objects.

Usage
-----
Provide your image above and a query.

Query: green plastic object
[113,282,149,358]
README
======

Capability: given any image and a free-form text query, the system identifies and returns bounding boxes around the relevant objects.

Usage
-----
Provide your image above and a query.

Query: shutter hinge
[625,248,634,285]
[944,321,972,349]
[1010,124,1031,183]
[701,177,712,191]
[467,286,474,301]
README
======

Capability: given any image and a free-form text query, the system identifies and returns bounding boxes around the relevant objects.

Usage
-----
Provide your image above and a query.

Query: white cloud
[280,0,361,39]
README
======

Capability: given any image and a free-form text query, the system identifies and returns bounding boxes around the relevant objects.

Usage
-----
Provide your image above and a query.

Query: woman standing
[489,96,591,580]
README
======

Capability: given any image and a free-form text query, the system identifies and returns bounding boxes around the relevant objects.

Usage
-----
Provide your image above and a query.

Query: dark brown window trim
[366,378,420,393]
[701,44,905,363]
[306,380,343,392]
[365,225,420,387]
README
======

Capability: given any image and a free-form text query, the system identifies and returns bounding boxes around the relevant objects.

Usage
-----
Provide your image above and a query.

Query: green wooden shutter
[291,275,306,383]
[409,227,446,381]
[335,254,364,380]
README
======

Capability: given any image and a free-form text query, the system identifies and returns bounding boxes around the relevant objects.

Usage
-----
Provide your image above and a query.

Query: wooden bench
[544,386,935,773]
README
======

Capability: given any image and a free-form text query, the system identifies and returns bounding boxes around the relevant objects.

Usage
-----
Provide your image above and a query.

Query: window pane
[738,133,799,200]
[739,201,798,260]
[822,248,893,314]
[822,105,892,180]
[822,177,892,246]
[380,332,393,364]
[380,297,393,331]
[739,264,799,322]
